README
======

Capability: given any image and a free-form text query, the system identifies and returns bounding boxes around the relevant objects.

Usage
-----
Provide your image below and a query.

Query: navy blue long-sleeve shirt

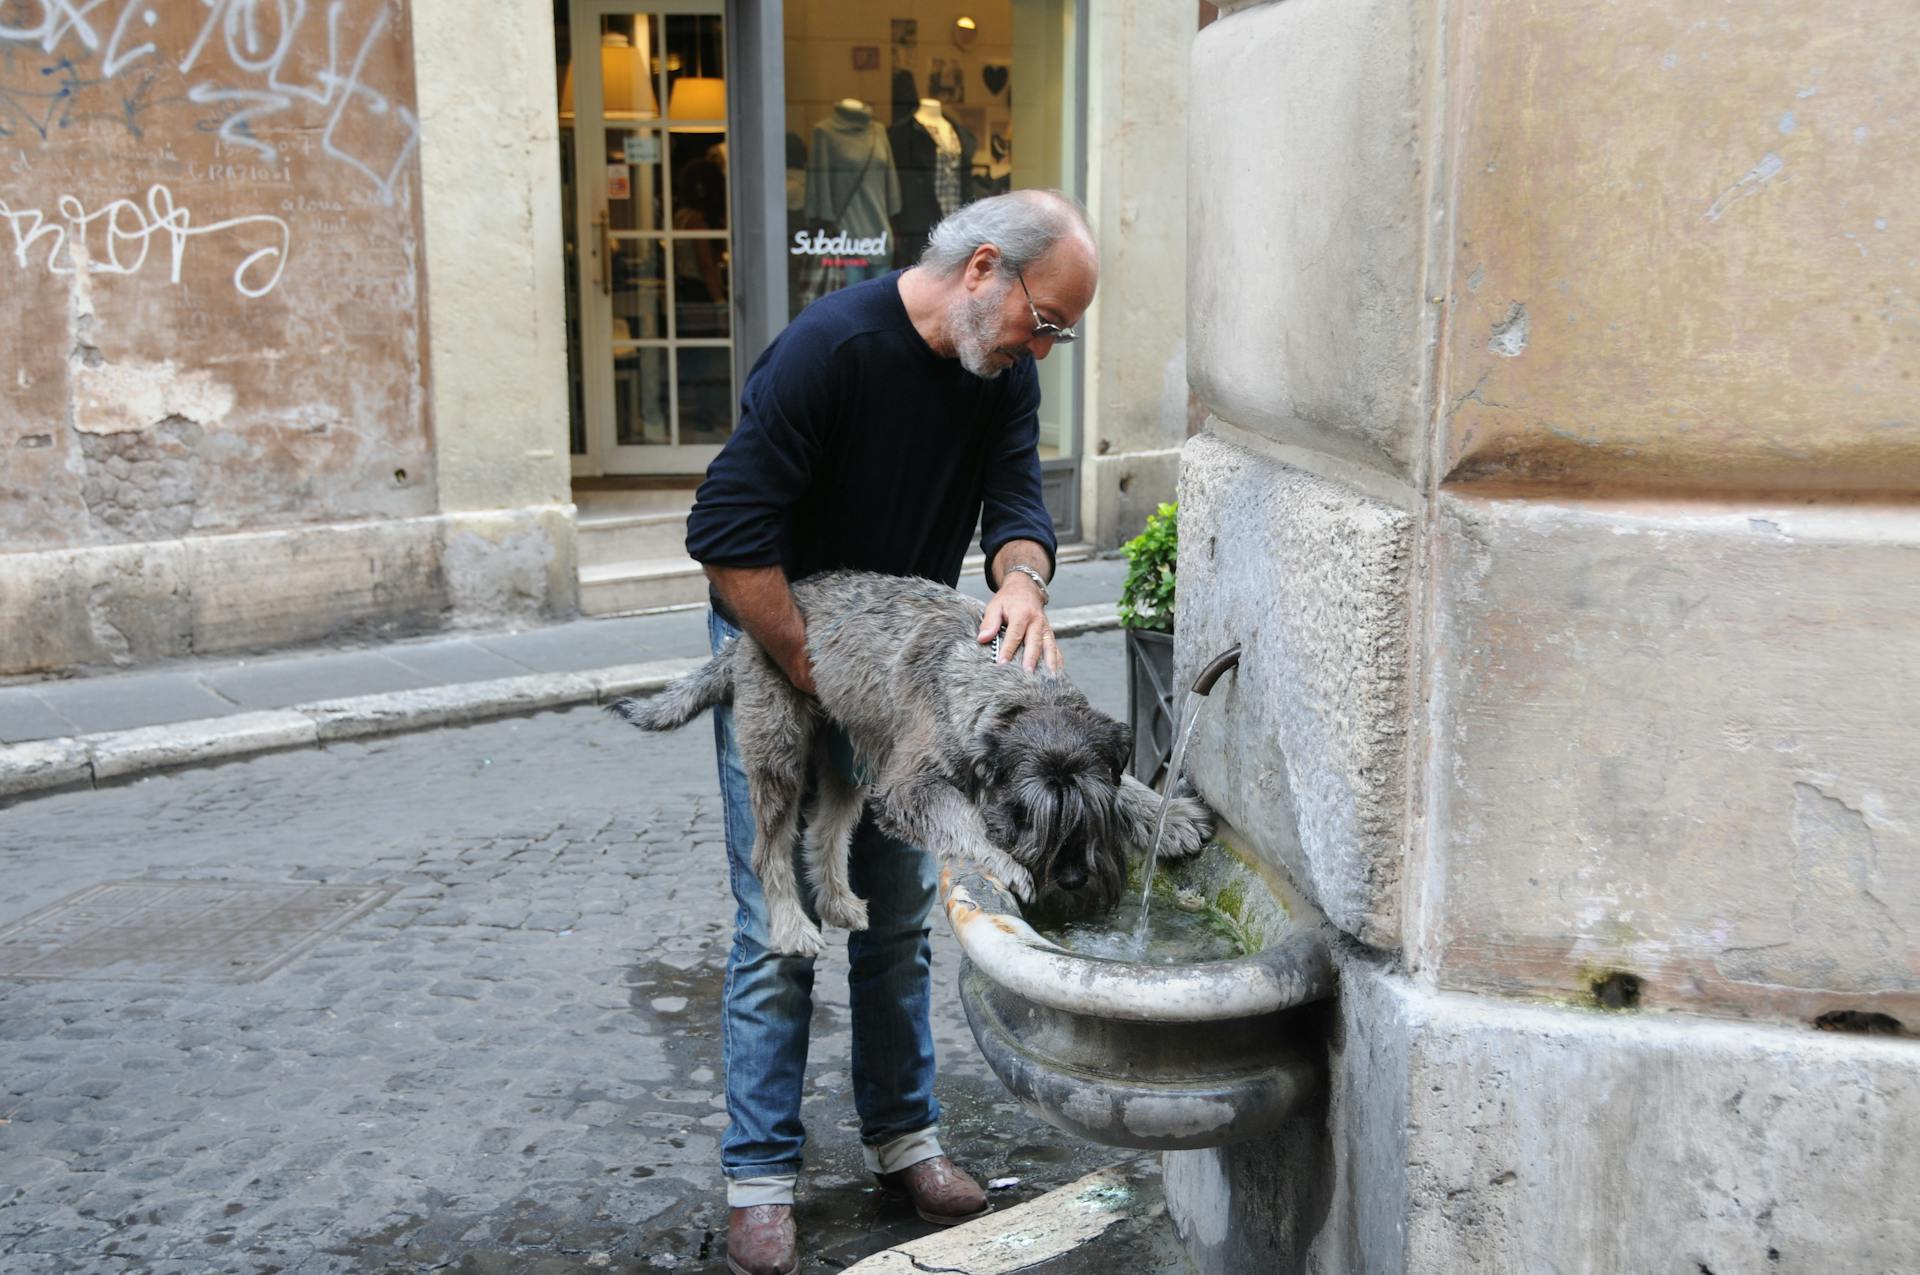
[685,271,1057,597]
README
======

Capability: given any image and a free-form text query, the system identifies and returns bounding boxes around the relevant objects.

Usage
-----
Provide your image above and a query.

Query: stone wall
[0,0,573,676]
[1079,1,1200,547]
[1171,0,1920,1268]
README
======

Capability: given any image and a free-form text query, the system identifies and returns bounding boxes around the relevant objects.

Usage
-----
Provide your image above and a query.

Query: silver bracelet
[1002,563,1050,603]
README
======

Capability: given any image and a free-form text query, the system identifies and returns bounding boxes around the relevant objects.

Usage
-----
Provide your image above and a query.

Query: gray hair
[919,189,1094,278]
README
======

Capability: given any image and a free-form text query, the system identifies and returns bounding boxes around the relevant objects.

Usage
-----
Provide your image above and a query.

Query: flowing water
[1129,690,1210,952]
[1046,892,1241,964]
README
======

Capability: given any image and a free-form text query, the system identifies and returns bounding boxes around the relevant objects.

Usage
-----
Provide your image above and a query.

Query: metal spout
[1191,645,1242,696]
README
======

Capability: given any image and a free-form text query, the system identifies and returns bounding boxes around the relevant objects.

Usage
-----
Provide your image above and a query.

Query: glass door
[564,0,733,475]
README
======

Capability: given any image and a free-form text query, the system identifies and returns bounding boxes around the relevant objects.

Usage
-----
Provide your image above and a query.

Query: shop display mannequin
[889,98,975,267]
[801,99,901,291]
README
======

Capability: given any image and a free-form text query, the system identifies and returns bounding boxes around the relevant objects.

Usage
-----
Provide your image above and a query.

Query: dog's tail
[607,651,734,731]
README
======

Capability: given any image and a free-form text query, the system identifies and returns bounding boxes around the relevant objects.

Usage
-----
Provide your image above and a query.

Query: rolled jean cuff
[862,1126,944,1176]
[726,1173,798,1208]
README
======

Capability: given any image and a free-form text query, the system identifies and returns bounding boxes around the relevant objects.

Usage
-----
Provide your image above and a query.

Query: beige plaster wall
[1409,0,1920,1021]
[0,0,433,551]
[0,0,578,674]
[1079,0,1195,546]
[413,0,574,515]
[1419,492,1920,1027]
[1440,0,1920,492]
[1187,0,1441,485]
[1176,0,1920,1266]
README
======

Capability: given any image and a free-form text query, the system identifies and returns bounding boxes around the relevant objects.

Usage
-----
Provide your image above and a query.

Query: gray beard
[949,279,1014,378]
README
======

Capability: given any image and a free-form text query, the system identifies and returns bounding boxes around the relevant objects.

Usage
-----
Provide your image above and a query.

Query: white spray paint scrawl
[0,184,291,297]
[1,0,420,205]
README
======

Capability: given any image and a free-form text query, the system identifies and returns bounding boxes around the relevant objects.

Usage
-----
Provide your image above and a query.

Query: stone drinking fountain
[941,648,1341,1151]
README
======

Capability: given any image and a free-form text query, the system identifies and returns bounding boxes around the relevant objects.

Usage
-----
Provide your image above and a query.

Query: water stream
[1048,890,1241,964]
[1129,689,1209,952]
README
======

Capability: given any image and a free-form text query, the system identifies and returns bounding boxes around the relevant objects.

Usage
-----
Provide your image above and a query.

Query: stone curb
[842,1159,1157,1274]
[0,611,1122,801]
[88,710,319,782]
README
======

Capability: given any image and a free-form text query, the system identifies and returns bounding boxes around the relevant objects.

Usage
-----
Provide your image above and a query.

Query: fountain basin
[942,828,1336,1151]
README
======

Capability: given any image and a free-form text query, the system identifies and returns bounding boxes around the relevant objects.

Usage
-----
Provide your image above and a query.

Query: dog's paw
[817,891,870,932]
[987,855,1036,902]
[1155,794,1216,859]
[769,907,826,958]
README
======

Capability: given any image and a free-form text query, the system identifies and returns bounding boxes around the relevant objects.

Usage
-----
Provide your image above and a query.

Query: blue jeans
[707,611,943,1205]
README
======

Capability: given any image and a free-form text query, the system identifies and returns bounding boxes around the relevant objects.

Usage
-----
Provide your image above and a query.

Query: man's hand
[781,649,818,697]
[979,557,1061,674]
[706,564,817,696]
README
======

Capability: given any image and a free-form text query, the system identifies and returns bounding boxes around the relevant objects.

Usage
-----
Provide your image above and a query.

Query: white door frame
[568,0,731,477]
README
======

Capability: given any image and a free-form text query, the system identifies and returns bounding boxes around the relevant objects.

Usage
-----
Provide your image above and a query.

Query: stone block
[413,0,573,514]
[185,519,447,656]
[1422,493,1920,1026]
[1441,0,1920,492]
[1084,0,1192,492]
[0,543,192,675]
[1175,432,1414,947]
[85,711,318,782]
[1082,450,1182,552]
[586,658,724,702]
[1188,0,1436,479]
[302,672,598,742]
[0,738,93,800]
[1169,965,1920,1273]
[440,506,578,626]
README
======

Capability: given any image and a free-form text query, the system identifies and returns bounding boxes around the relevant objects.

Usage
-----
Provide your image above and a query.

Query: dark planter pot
[1125,627,1177,786]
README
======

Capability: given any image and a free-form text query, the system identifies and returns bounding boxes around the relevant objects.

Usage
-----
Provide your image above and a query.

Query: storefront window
[781,3,1081,470]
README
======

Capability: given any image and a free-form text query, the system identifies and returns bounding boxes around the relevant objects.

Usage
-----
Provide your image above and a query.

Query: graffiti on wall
[0,182,289,295]
[0,0,419,205]
[0,0,433,553]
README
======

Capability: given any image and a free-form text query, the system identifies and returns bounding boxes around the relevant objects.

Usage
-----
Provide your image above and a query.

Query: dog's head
[970,699,1134,922]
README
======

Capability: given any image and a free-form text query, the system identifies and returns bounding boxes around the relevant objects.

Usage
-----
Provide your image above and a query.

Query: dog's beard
[980,712,1132,923]
[948,277,1018,379]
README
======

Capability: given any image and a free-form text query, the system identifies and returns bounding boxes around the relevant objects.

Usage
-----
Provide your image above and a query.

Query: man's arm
[686,319,839,697]
[978,538,1060,673]
[707,565,816,696]
[975,364,1060,673]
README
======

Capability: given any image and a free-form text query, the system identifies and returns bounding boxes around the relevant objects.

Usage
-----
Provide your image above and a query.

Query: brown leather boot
[726,1204,799,1275]
[874,1154,992,1226]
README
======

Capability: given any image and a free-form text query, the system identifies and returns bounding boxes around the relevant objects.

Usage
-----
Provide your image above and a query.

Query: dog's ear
[965,701,1038,794]
[1094,714,1132,783]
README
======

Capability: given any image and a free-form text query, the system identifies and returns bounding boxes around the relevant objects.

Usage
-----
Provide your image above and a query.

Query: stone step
[578,556,709,616]
[575,510,691,568]
[578,542,1097,619]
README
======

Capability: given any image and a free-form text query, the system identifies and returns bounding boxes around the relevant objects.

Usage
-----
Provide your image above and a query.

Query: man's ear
[965,244,1001,291]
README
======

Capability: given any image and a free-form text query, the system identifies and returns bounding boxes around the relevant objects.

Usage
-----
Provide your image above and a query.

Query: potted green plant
[1118,502,1179,784]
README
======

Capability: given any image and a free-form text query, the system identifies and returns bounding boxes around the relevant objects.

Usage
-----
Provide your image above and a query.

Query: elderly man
[682,188,1098,1275]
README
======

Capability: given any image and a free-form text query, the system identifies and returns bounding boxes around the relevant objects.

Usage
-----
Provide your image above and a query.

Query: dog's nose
[1057,862,1087,891]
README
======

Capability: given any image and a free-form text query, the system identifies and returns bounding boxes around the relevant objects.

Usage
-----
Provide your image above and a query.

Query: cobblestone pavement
[0,633,1189,1274]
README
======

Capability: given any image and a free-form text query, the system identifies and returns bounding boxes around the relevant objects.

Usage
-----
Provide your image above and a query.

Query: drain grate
[0,879,398,983]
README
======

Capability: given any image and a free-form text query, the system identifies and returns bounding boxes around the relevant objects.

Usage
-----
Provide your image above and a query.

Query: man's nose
[1029,334,1058,360]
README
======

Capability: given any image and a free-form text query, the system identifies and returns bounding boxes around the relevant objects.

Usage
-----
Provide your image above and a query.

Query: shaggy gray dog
[610,571,1212,957]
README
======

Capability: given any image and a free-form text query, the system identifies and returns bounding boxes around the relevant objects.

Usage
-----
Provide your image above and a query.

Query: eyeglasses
[1017,271,1078,344]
